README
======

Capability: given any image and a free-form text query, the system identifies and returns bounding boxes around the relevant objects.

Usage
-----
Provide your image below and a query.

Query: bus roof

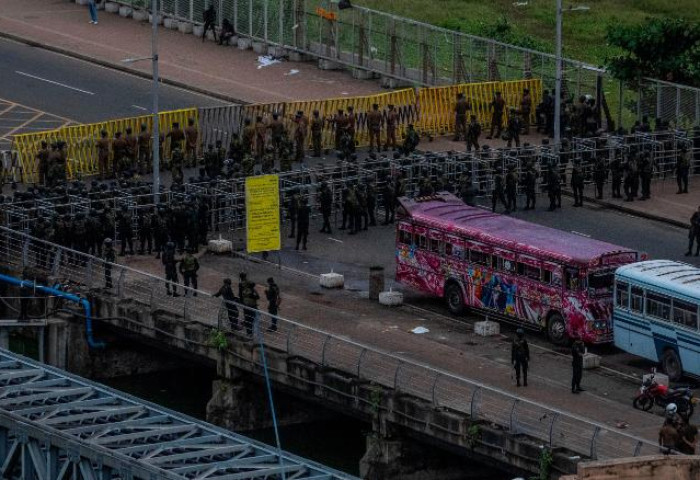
[616,260,700,299]
[398,193,637,267]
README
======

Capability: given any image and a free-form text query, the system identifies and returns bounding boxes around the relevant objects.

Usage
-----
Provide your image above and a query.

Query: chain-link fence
[0,225,664,463]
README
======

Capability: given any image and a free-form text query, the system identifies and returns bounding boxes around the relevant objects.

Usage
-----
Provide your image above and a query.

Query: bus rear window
[588,271,614,296]
[673,300,698,330]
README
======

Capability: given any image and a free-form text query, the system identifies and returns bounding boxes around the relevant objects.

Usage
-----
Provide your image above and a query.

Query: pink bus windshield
[395,193,640,344]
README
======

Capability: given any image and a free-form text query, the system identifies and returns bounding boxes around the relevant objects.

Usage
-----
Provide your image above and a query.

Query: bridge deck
[0,347,356,480]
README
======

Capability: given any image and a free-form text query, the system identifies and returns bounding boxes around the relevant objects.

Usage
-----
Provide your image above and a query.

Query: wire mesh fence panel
[357,348,402,388]
[321,336,364,373]
[431,374,477,412]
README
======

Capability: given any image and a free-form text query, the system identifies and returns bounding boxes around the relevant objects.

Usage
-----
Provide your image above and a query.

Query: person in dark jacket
[511,328,529,387]
[571,338,585,393]
[214,278,239,330]
[296,196,310,250]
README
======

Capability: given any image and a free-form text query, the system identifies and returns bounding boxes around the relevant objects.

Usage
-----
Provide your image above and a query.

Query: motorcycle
[632,370,696,418]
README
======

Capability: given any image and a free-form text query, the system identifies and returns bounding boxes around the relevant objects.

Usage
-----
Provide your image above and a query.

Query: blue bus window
[615,281,629,308]
[673,300,698,330]
[646,292,671,320]
[630,286,644,313]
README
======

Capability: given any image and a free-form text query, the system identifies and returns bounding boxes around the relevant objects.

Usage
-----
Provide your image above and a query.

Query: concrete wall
[560,455,700,480]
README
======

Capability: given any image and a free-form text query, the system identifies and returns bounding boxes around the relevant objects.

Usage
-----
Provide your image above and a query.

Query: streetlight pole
[151,0,160,203]
[554,0,562,147]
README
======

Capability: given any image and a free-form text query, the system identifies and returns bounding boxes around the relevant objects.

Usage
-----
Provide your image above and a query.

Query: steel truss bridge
[0,348,356,480]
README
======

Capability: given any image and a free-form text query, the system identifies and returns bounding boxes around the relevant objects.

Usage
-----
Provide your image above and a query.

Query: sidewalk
[580,178,698,228]
[0,0,382,104]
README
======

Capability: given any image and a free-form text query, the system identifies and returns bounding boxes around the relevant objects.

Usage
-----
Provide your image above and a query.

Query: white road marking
[15,71,95,95]
[131,104,148,111]
[571,230,591,238]
[328,238,343,243]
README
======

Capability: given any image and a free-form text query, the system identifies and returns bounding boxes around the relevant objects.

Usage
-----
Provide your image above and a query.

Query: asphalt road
[0,37,226,123]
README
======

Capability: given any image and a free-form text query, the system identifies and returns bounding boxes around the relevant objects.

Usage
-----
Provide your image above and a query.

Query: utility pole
[151,0,160,203]
[554,0,562,147]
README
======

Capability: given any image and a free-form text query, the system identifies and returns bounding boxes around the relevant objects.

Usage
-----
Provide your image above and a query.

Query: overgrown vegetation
[209,329,229,351]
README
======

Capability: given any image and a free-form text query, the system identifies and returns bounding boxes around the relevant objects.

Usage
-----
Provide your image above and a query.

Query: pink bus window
[430,238,440,253]
[445,243,453,256]
[518,262,541,280]
[471,250,491,266]
[565,268,581,291]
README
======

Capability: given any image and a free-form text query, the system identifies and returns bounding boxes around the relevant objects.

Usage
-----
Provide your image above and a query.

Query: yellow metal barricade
[12,108,198,183]
[500,78,543,125]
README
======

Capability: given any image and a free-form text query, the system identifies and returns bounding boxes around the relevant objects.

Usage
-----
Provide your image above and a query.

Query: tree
[606,18,700,87]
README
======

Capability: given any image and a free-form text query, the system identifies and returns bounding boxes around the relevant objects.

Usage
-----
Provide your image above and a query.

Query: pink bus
[396,193,642,344]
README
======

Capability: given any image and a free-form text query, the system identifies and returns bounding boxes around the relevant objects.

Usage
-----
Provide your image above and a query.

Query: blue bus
[613,260,700,381]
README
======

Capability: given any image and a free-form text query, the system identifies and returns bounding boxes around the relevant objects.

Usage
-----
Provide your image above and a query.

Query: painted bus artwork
[395,193,642,345]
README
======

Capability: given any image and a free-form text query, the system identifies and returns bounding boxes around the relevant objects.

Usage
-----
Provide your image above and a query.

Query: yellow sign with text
[245,175,281,253]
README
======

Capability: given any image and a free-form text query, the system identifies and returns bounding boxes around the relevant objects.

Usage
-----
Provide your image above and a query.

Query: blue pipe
[0,273,105,349]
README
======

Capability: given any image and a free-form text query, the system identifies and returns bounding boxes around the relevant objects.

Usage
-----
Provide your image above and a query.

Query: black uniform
[296,201,310,250]
[214,281,239,329]
[382,180,395,224]
[511,334,530,387]
[571,164,585,207]
[492,174,509,213]
[593,159,607,200]
[523,168,537,210]
[505,169,518,211]
[117,208,134,256]
[265,279,280,331]
[104,242,115,288]
[162,245,179,296]
[319,185,333,234]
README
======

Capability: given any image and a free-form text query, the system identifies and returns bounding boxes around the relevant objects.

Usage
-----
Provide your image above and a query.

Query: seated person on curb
[219,18,236,45]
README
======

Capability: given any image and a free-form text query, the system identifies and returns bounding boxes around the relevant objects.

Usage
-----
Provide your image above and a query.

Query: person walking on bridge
[214,278,239,330]
[511,328,529,387]
[571,338,585,393]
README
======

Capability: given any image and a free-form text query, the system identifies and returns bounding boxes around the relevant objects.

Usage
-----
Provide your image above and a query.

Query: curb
[0,30,248,106]
[574,191,689,229]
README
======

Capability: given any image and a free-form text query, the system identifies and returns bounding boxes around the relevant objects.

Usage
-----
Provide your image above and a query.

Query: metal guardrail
[0,347,356,480]
[0,226,663,463]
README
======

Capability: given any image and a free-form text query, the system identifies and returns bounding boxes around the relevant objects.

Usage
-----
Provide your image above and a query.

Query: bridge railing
[0,226,663,462]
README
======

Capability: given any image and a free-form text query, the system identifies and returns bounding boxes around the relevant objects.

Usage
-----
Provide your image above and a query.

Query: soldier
[523,164,538,210]
[36,140,50,185]
[162,241,179,296]
[203,144,218,178]
[214,140,226,177]
[179,249,200,296]
[505,165,518,211]
[86,208,102,256]
[137,123,150,175]
[152,205,167,259]
[103,238,115,289]
[95,132,110,180]
[492,173,509,214]
[286,189,299,238]
[268,113,285,160]
[31,216,49,268]
[366,179,377,227]
[242,118,255,156]
[382,175,396,224]
[546,164,561,211]
[117,205,134,256]
[520,88,532,135]
[487,91,506,140]
[346,106,356,152]
[112,132,128,177]
[170,147,185,184]
[184,118,199,167]
[310,110,324,157]
[124,127,138,171]
[319,182,333,234]
[466,115,481,152]
[296,196,310,250]
[167,122,185,158]
[571,337,585,394]
[265,277,280,332]
[676,145,691,194]
[356,184,368,231]
[506,108,521,148]
[239,272,259,336]
[333,109,347,151]
[367,103,383,153]
[214,278,239,330]
[511,328,529,387]
[458,173,476,206]
[292,111,308,162]
[185,198,199,253]
[346,185,359,234]
[402,124,420,155]
[254,115,267,159]
[610,154,624,198]
[137,207,153,255]
[72,212,88,254]
[686,207,700,257]
[571,162,585,207]
[593,158,607,200]
[454,92,470,141]
[385,104,398,151]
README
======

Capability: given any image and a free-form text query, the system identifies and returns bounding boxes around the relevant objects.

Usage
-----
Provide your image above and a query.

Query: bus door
[444,234,467,298]
[489,248,517,314]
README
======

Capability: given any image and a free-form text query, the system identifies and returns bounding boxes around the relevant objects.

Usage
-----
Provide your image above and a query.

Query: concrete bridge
[0,226,663,479]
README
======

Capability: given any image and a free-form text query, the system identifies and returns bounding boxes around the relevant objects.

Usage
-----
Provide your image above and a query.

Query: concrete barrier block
[226,35,239,46]
[148,13,162,24]
[252,41,267,54]
[237,37,253,50]
[163,17,178,29]
[474,320,500,337]
[193,25,205,37]
[582,352,601,370]
[318,59,342,70]
[96,1,105,10]
[75,0,89,5]
[352,69,375,80]
[132,10,148,22]
[178,21,193,34]
[288,51,312,62]
[206,29,217,42]
[320,272,344,289]
[104,2,120,13]
[267,46,286,57]
[379,290,403,306]
[208,238,232,254]
[380,75,412,89]
[118,6,132,17]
